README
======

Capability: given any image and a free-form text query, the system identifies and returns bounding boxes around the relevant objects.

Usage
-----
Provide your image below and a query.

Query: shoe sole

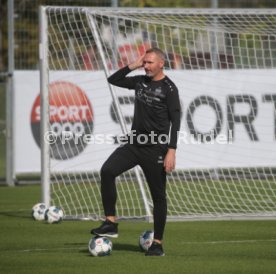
[92,232,119,238]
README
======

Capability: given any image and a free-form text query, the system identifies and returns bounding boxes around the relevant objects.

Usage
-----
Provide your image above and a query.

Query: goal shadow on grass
[0,210,31,219]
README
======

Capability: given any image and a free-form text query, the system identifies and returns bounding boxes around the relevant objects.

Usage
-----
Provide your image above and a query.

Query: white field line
[16,247,87,253]
[181,239,276,245]
[5,239,276,253]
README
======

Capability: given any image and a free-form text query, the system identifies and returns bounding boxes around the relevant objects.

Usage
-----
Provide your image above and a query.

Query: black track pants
[100,143,168,241]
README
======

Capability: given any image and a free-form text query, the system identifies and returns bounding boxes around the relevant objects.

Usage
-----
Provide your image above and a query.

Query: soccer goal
[39,7,276,221]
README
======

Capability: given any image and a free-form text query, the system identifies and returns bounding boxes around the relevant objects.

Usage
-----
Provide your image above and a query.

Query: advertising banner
[14,69,276,173]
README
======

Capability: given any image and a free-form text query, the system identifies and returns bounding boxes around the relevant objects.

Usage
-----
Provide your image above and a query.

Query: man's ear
[159,60,165,69]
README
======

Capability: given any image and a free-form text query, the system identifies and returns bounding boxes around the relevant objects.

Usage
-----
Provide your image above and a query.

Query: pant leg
[139,145,168,241]
[100,144,138,216]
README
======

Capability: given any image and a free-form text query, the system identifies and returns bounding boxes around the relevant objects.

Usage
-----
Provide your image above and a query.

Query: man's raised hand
[128,54,146,71]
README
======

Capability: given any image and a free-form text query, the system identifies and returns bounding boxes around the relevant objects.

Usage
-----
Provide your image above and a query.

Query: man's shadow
[112,242,140,253]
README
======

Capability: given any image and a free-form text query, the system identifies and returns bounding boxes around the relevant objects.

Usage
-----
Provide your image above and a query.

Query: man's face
[143,52,164,79]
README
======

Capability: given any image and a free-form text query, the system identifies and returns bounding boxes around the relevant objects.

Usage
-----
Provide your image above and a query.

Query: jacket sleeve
[107,66,137,89]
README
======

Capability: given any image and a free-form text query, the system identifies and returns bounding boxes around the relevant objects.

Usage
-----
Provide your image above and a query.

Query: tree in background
[120,0,276,8]
[1,0,276,70]
[0,1,7,72]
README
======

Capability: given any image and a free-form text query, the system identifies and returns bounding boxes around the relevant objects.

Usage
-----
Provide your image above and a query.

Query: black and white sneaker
[145,241,165,256]
[90,220,119,238]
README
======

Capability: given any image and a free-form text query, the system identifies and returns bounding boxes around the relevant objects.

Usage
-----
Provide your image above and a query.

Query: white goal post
[39,7,276,221]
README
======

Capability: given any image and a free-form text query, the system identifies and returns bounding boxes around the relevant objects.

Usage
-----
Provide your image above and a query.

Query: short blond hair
[145,47,165,61]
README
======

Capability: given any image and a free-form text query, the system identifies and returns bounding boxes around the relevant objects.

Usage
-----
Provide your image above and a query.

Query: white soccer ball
[88,236,112,257]
[139,230,154,251]
[32,203,47,221]
[45,206,64,224]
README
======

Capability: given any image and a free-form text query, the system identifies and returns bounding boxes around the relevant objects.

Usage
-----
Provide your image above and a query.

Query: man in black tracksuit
[91,48,181,256]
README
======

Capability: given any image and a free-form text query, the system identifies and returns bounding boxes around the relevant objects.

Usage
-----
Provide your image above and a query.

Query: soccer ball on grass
[88,236,112,257]
[139,230,154,251]
[32,203,47,221]
[45,206,64,224]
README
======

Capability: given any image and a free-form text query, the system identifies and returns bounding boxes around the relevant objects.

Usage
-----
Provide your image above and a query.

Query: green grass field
[0,184,276,274]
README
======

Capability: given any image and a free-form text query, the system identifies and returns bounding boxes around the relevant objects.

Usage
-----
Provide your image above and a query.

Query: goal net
[40,7,276,220]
